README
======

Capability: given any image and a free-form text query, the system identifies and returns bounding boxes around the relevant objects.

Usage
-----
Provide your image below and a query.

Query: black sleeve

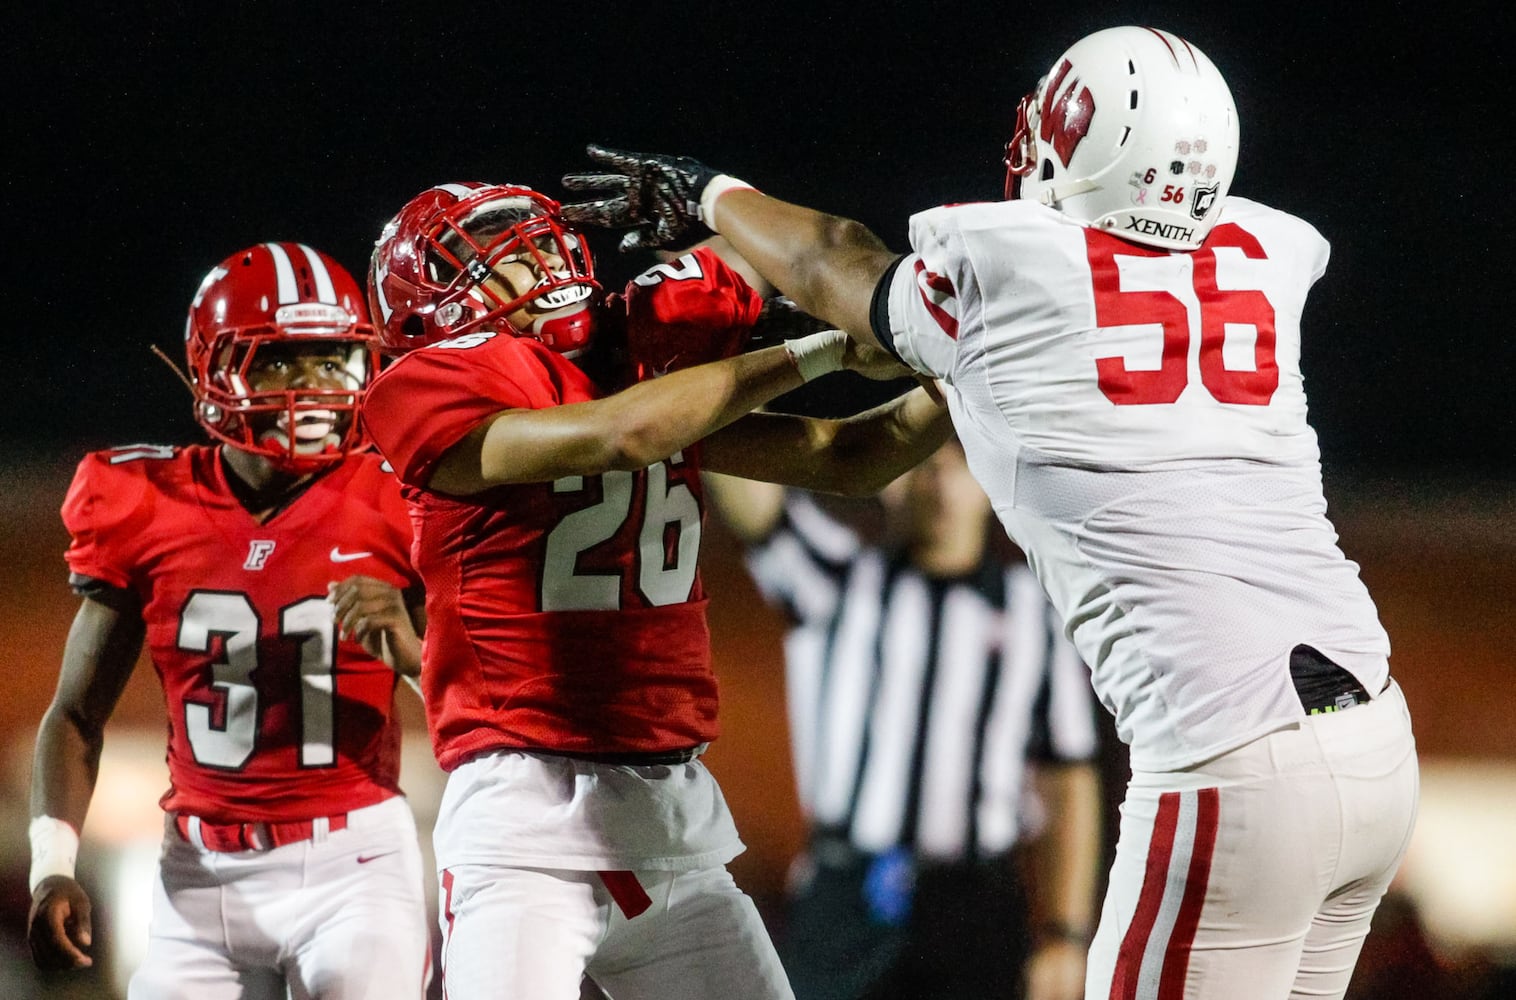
[869,254,909,362]
[68,573,140,612]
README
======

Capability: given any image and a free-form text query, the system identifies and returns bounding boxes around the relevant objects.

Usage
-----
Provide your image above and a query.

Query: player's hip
[158,796,423,882]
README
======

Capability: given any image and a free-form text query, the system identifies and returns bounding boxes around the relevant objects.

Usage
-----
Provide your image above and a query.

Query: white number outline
[178,591,338,770]
[631,254,705,288]
[108,444,176,464]
[540,454,702,611]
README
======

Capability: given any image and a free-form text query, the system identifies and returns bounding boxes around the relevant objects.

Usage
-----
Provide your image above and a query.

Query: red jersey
[61,445,419,822]
[363,247,763,769]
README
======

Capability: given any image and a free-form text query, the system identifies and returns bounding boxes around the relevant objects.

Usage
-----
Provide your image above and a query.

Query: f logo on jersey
[1039,59,1096,168]
[244,540,276,570]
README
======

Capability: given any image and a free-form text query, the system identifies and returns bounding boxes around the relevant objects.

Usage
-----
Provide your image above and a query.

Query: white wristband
[29,816,80,893]
[784,330,849,382]
[699,174,756,232]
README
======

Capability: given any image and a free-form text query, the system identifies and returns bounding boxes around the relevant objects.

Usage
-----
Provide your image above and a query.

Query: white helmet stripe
[437,183,479,198]
[296,243,338,304]
[372,261,394,322]
[263,242,300,304]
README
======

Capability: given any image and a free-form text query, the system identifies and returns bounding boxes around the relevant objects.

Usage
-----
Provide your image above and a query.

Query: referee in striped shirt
[707,438,1102,1000]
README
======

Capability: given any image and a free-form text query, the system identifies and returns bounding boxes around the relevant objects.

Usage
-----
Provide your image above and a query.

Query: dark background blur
[3,3,1514,997]
[3,1,1511,480]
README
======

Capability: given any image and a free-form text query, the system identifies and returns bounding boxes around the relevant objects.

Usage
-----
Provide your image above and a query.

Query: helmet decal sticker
[1190,185,1220,219]
[1038,60,1096,168]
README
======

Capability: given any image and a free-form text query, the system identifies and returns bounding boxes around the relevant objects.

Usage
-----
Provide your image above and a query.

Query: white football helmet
[1005,26,1239,250]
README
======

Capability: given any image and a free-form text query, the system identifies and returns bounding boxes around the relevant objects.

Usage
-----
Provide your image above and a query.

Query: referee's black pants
[777,840,1032,1000]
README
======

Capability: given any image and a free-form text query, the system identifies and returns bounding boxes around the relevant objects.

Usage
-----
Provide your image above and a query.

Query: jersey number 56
[1087,223,1278,406]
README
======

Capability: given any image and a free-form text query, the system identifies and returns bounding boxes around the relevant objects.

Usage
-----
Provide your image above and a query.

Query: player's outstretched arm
[563,146,898,350]
[703,188,899,352]
[28,590,145,971]
[700,381,952,496]
[429,336,877,494]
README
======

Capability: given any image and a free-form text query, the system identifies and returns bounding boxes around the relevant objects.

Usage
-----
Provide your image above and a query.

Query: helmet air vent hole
[1041,160,1055,181]
[1130,89,1139,109]
[1128,60,1136,74]
[1119,127,1131,146]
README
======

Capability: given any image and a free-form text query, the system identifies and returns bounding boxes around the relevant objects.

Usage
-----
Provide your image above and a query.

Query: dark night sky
[5,2,1510,482]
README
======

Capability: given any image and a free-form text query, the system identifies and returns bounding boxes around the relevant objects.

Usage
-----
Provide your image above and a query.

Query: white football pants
[128,796,431,1000]
[1085,680,1419,1000]
[437,862,794,1000]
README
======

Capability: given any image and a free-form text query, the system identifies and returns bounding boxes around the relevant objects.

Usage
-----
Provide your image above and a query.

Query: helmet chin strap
[1036,176,1099,207]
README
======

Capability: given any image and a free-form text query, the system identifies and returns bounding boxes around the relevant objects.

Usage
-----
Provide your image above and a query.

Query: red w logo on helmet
[1039,59,1096,168]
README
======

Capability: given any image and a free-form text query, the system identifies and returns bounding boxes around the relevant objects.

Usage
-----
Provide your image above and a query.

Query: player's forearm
[384,626,423,678]
[824,385,954,493]
[29,711,103,831]
[599,345,814,469]
[701,386,948,495]
[30,598,141,829]
[478,344,809,483]
[710,189,896,348]
[1029,763,1102,942]
[769,386,952,496]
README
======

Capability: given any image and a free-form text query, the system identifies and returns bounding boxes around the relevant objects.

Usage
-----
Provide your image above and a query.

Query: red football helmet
[184,242,380,470]
[368,182,600,355]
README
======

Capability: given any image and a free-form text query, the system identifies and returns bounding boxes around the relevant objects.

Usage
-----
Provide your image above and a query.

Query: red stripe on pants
[440,869,457,1000]
[1110,792,1181,1000]
[599,870,653,919]
[1157,787,1219,998]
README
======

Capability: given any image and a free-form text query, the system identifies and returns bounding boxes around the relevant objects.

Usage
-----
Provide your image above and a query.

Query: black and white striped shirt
[746,493,1098,862]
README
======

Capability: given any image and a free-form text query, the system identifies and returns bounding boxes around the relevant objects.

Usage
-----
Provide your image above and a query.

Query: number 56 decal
[1086,223,1278,406]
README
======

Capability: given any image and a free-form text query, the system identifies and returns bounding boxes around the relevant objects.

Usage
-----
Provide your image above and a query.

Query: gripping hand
[561,144,724,252]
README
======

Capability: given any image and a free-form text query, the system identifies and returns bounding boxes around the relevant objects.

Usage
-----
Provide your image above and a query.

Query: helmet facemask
[194,320,379,473]
[424,194,599,356]
[1003,90,1039,200]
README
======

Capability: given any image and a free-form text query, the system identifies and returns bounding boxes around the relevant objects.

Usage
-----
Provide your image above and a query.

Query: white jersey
[884,196,1390,770]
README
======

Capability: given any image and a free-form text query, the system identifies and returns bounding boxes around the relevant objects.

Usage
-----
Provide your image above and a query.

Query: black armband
[869,255,908,362]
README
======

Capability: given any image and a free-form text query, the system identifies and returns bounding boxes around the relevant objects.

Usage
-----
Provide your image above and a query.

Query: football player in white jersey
[561,25,1419,1000]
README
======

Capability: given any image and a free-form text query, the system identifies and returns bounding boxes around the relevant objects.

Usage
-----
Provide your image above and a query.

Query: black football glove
[561,144,723,252]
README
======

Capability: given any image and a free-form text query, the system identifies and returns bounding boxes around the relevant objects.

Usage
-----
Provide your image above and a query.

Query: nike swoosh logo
[330,548,374,563]
[357,852,396,864]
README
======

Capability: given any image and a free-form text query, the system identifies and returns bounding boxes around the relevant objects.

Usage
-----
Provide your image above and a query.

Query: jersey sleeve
[1299,217,1331,287]
[60,452,154,590]
[882,207,976,381]
[363,335,564,488]
[622,246,763,378]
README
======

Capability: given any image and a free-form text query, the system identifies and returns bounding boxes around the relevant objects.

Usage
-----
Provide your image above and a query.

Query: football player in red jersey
[27,243,433,999]
[361,182,953,999]
[561,25,1420,1000]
